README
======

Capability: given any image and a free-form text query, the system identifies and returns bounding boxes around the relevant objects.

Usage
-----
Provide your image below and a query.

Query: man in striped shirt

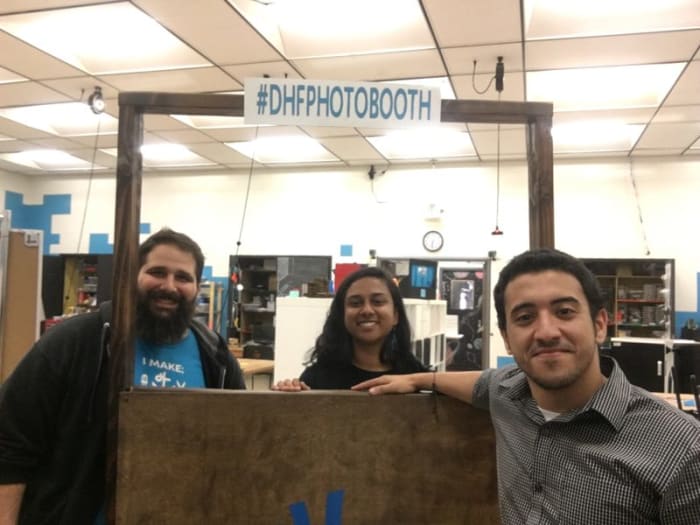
[355,248,700,524]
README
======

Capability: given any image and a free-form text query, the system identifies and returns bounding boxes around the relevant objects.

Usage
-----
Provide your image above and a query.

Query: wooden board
[0,230,41,382]
[117,391,498,524]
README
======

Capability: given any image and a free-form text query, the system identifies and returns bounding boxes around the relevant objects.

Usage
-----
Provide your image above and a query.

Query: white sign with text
[244,78,441,128]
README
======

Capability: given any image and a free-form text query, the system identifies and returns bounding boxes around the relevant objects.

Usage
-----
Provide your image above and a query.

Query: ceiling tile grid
[0,0,696,175]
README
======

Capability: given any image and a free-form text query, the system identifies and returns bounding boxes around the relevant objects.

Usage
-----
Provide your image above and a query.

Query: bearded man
[0,228,245,525]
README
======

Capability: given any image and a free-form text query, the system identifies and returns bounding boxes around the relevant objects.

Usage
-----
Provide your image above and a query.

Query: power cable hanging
[628,159,651,255]
[222,125,261,337]
[491,57,505,236]
[65,109,102,312]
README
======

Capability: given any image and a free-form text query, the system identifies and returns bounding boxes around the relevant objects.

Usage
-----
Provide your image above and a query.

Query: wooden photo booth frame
[109,92,553,524]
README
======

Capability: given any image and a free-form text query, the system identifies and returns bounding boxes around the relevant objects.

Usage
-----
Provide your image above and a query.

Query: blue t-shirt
[133,329,205,388]
[95,330,205,523]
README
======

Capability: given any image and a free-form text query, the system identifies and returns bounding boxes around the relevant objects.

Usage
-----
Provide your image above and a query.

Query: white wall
[0,169,31,211]
[4,156,700,365]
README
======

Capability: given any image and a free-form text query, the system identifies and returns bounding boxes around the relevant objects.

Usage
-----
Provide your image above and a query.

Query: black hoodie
[0,302,245,524]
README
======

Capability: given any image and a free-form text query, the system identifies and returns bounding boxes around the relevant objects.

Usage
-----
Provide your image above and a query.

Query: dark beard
[135,289,195,345]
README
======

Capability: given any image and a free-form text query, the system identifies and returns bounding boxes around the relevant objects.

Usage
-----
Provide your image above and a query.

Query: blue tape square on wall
[340,244,352,257]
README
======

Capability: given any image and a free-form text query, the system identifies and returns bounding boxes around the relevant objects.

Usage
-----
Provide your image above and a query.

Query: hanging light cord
[495,119,501,229]
[492,91,503,234]
[76,116,101,253]
[235,125,260,252]
[628,160,651,255]
[65,116,101,309]
[220,126,260,334]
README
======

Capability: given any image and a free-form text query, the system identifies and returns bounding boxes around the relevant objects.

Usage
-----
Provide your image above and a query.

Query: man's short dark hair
[138,228,205,284]
[493,248,604,331]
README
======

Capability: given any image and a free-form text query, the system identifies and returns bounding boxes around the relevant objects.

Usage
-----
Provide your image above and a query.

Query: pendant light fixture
[87,86,105,115]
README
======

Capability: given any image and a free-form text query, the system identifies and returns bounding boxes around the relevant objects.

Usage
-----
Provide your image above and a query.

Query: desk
[238,358,274,389]
[653,392,697,411]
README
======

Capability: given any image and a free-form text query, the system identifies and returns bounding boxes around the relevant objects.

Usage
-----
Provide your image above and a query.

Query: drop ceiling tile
[100,67,241,93]
[0,0,115,13]
[187,142,253,164]
[202,127,262,142]
[0,116,57,140]
[23,136,88,150]
[631,148,687,157]
[222,62,302,85]
[150,128,215,144]
[143,114,191,132]
[301,126,360,138]
[0,82,71,107]
[0,66,26,83]
[134,0,283,65]
[525,0,700,39]
[469,127,527,158]
[423,0,521,47]
[0,32,84,80]
[255,126,307,139]
[636,122,700,149]
[69,134,119,149]
[552,108,657,126]
[664,61,700,106]
[526,31,700,71]
[318,136,381,160]
[231,0,433,59]
[442,43,523,76]
[292,49,446,82]
[356,122,468,136]
[652,105,700,124]
[42,77,120,102]
[0,139,35,152]
[451,72,525,102]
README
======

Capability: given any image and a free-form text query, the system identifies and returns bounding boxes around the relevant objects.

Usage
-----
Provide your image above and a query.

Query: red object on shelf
[333,263,363,293]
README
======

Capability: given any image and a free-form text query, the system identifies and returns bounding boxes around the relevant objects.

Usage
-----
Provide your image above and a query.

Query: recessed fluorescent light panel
[102,144,215,168]
[368,128,476,160]
[0,103,118,136]
[226,136,338,164]
[0,149,104,171]
[524,0,700,39]
[527,63,685,112]
[552,121,645,153]
[171,114,264,130]
[0,2,210,75]
[230,0,433,58]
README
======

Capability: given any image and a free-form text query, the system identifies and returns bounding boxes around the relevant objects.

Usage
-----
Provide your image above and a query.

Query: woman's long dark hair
[308,267,418,370]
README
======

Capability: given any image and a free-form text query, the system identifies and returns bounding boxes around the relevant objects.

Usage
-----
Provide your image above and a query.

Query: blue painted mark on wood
[289,490,344,525]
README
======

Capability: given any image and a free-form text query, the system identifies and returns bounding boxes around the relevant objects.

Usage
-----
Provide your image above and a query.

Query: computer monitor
[400,259,437,300]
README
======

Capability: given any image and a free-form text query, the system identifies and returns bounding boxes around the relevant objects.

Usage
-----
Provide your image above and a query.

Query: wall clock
[422,230,444,252]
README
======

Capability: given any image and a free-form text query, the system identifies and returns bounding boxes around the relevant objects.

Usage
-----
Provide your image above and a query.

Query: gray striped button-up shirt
[472,357,700,524]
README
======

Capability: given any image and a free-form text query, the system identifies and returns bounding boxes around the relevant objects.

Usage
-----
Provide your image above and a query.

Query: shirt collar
[498,356,631,431]
[576,356,630,431]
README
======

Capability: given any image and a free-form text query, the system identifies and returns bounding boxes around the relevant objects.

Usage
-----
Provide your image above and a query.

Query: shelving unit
[42,254,113,318]
[583,258,674,341]
[228,255,332,360]
[238,257,277,352]
[194,281,219,329]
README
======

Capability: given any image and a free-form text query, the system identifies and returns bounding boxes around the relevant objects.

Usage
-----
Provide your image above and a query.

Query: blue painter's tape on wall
[5,191,70,254]
[89,233,113,254]
[340,244,352,257]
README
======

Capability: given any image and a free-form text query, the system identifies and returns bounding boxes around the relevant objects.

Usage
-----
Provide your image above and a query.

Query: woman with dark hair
[273,266,427,390]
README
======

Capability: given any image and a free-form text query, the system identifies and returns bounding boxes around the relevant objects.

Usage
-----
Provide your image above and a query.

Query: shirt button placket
[526,425,551,524]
